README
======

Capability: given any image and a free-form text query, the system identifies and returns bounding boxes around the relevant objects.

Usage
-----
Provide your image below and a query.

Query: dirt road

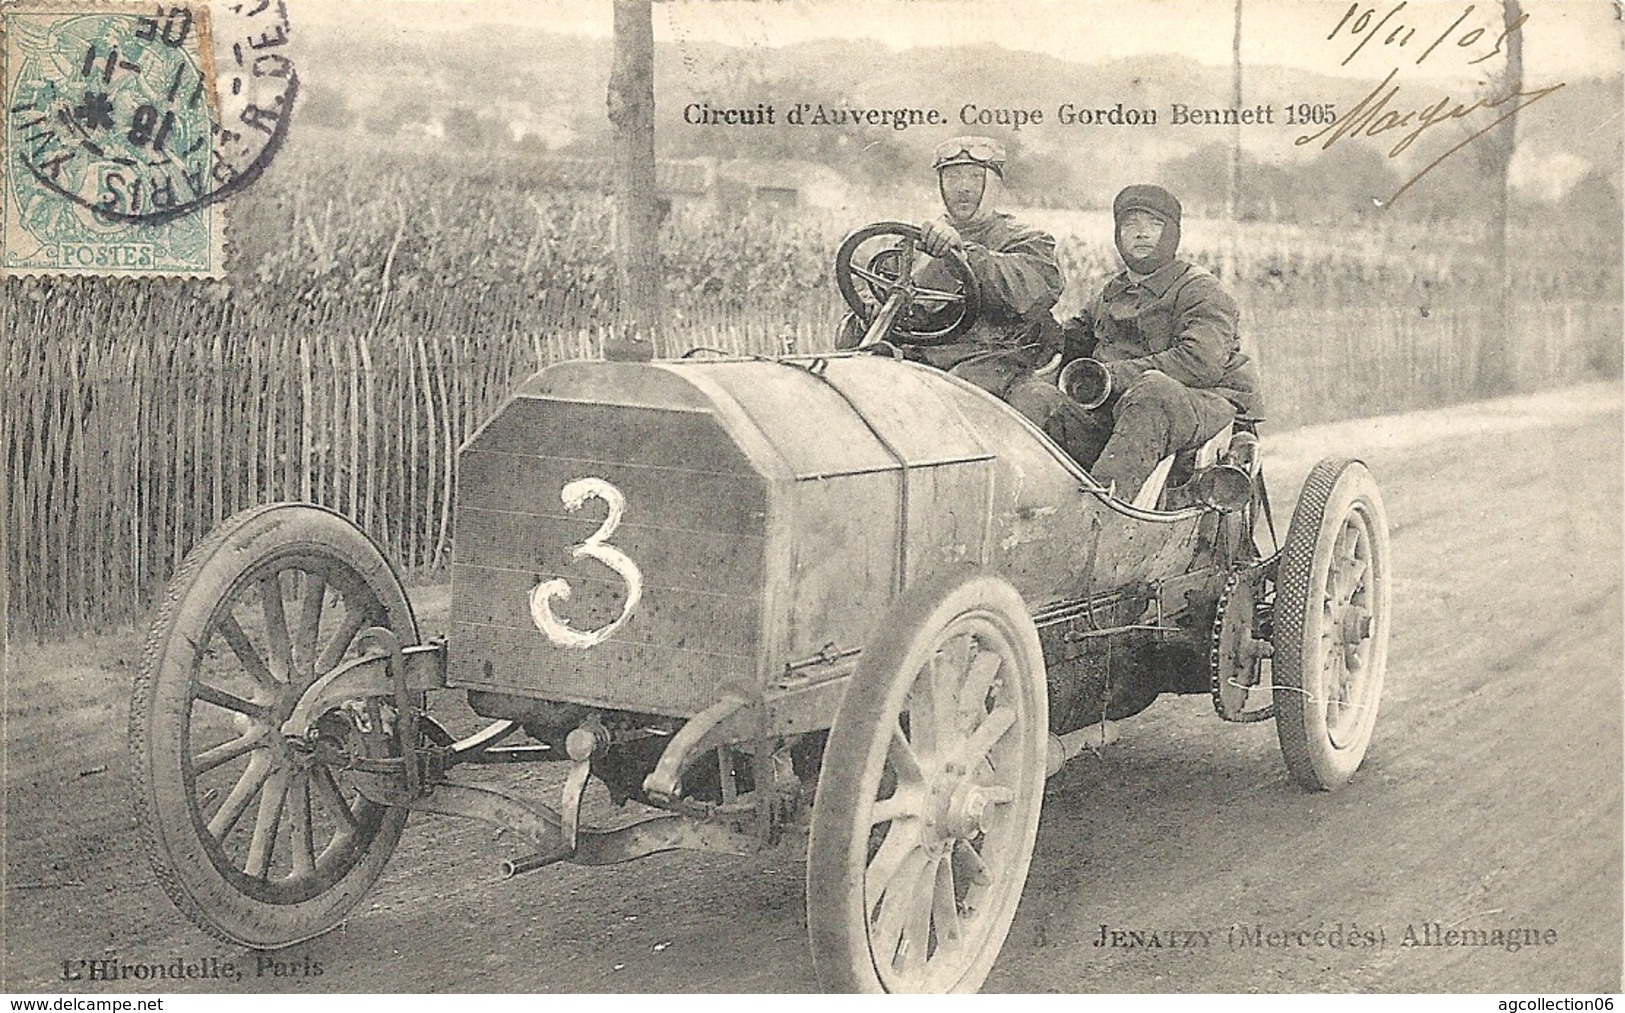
[5,384,1620,993]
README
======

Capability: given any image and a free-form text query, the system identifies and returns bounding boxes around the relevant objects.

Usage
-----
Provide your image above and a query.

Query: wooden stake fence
[3,299,1618,639]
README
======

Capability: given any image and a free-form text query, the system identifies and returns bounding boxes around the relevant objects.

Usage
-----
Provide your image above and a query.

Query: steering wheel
[834,221,981,346]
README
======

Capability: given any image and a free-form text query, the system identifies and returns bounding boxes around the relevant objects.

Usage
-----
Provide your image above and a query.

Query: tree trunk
[1225,0,1243,283]
[1481,0,1523,392]
[1222,0,1248,282]
[607,0,660,360]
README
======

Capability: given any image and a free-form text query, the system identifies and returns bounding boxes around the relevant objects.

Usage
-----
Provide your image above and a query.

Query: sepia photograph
[2,0,1621,994]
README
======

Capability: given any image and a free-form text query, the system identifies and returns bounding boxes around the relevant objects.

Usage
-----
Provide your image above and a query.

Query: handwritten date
[1328,2,1529,69]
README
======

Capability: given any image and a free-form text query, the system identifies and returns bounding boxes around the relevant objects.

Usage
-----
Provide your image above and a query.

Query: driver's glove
[1061,311,1096,360]
[920,220,962,258]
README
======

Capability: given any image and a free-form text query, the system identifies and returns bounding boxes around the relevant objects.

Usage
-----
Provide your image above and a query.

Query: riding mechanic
[1056,184,1260,498]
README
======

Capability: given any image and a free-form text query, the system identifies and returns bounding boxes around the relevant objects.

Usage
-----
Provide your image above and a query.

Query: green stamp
[1,1,297,277]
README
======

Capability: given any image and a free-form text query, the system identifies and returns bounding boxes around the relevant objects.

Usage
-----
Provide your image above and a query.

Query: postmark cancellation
[1,0,296,278]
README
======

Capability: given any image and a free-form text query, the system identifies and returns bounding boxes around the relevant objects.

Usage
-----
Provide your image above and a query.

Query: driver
[903,137,1072,425]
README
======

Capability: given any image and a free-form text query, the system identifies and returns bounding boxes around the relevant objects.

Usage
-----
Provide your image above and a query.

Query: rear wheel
[808,570,1047,993]
[129,504,416,947]
[1272,460,1391,790]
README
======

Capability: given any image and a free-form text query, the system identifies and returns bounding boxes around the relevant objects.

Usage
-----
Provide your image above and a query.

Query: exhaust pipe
[502,844,572,878]
[1046,721,1120,776]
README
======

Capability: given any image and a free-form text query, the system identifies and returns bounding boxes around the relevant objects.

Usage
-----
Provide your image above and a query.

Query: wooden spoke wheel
[1272,459,1392,790]
[808,570,1047,993]
[129,504,417,947]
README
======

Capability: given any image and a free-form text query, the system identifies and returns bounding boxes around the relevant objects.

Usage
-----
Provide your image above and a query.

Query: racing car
[129,222,1391,993]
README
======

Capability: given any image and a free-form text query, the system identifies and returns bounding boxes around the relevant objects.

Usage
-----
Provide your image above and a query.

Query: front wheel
[129,504,417,947]
[1272,460,1392,790]
[807,570,1047,993]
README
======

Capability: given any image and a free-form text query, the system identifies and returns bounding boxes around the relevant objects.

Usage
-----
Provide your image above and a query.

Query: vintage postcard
[2,0,1620,996]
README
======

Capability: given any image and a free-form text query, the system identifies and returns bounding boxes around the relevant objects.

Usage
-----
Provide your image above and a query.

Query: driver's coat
[912,211,1063,371]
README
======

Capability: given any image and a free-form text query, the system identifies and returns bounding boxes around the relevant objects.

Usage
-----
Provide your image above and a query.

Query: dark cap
[1113,184,1182,226]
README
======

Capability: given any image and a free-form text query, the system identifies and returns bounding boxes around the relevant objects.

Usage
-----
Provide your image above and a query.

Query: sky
[299,0,1624,81]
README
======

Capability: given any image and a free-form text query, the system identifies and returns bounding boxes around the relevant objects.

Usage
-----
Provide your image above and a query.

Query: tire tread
[1272,459,1387,790]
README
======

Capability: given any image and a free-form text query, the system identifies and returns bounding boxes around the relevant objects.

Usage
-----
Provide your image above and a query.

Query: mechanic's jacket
[1077,258,1259,414]
[913,211,1064,371]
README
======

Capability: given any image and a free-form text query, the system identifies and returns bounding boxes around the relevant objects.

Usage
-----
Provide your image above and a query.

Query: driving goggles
[932,136,1006,174]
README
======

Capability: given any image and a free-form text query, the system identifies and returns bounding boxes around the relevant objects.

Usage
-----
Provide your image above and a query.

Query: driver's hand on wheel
[920,220,962,258]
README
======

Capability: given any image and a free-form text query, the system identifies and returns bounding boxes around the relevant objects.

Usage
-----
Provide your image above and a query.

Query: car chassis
[129,223,1391,992]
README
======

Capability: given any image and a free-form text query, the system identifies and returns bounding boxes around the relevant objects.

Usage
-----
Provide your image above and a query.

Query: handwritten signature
[1294,69,1564,206]
[1303,3,1565,207]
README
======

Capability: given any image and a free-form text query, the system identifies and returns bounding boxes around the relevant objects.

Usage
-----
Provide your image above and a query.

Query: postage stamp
[0,0,296,277]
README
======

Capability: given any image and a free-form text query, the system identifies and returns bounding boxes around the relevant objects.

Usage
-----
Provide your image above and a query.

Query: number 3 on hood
[529,477,643,649]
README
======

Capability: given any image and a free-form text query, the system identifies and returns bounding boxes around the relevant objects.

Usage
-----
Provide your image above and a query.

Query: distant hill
[289,16,1621,214]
